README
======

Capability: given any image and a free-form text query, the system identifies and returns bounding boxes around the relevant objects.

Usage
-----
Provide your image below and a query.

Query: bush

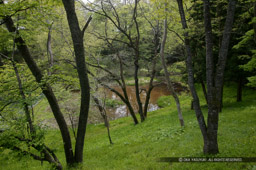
[105,98,123,108]
[156,95,172,108]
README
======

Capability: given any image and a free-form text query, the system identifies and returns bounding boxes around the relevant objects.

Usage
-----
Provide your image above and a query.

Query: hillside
[0,85,256,170]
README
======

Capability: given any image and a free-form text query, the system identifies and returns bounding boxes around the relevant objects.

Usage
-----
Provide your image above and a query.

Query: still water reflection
[104,83,185,120]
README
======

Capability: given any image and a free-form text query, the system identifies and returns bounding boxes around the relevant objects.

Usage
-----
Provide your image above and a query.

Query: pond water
[104,83,185,120]
[41,82,187,127]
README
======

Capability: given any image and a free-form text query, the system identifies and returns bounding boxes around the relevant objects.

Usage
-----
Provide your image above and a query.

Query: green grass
[0,84,256,170]
[125,76,160,86]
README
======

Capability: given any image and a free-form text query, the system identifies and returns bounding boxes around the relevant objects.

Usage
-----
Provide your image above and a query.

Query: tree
[176,0,236,154]
[61,0,92,163]
[46,21,54,75]
[0,17,62,167]
[160,3,184,127]
[0,53,63,170]
[85,19,140,124]
[2,12,74,166]
[232,0,256,88]
[187,0,252,105]
[1,0,92,165]
[92,95,113,144]
[83,0,159,123]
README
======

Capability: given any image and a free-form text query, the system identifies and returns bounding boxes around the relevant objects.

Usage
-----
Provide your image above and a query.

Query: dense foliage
[0,0,255,169]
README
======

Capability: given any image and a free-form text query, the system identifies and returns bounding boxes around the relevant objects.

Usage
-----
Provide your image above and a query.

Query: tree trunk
[12,61,35,135]
[205,105,219,154]
[47,21,54,75]
[122,87,139,124]
[10,33,35,134]
[237,77,242,102]
[143,74,154,118]
[214,0,236,109]
[191,100,194,110]
[3,15,74,164]
[99,81,139,125]
[144,22,160,118]
[0,56,3,66]
[254,2,256,42]
[12,56,63,169]
[160,16,184,127]
[178,0,236,155]
[85,0,144,123]
[134,53,145,122]
[177,0,208,149]
[92,95,113,145]
[215,0,236,112]
[87,48,139,125]
[2,11,64,168]
[203,0,219,154]
[133,0,145,122]
[203,0,236,154]
[117,52,139,124]
[61,0,91,163]
[219,84,223,112]
[200,80,208,104]
[203,0,215,108]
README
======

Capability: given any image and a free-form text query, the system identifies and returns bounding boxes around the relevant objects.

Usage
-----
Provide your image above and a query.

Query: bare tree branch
[81,0,135,48]
[89,30,130,47]
[167,27,184,42]
[82,15,92,36]
[86,61,123,87]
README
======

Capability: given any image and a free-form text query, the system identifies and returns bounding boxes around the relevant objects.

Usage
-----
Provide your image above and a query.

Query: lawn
[0,84,256,170]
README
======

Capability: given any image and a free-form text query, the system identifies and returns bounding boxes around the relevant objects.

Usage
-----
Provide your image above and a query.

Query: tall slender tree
[2,13,75,166]
[61,0,91,163]
[177,0,236,154]
[160,8,184,127]
[2,0,92,165]
[82,0,158,123]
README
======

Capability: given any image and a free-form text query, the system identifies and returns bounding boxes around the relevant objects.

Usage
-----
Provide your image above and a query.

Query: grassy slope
[0,84,256,170]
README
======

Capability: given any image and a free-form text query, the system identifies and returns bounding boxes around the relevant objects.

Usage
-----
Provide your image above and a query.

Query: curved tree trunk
[117,52,139,124]
[47,21,54,76]
[87,58,139,125]
[144,22,159,118]
[133,0,145,122]
[134,52,145,122]
[200,80,208,104]
[61,0,91,163]
[92,95,113,144]
[177,0,236,154]
[206,0,236,154]
[203,0,219,154]
[237,77,242,102]
[122,87,139,124]
[12,60,35,135]
[101,84,139,124]
[177,0,208,151]
[160,15,184,127]
[3,15,74,164]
